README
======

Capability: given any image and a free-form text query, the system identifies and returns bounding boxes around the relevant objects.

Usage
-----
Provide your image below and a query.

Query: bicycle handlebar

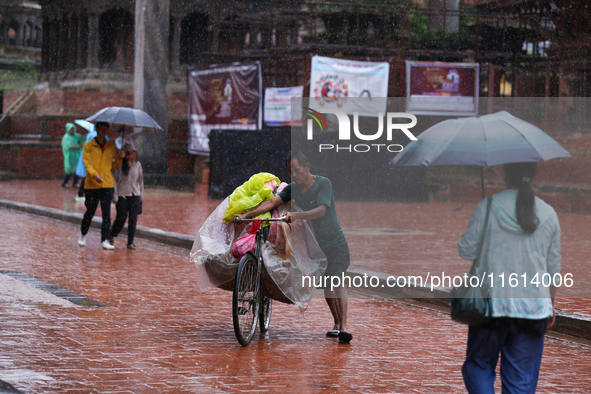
[234,216,288,223]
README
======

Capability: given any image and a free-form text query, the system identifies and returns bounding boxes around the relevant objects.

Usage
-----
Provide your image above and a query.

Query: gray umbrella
[391,111,572,197]
[85,107,163,130]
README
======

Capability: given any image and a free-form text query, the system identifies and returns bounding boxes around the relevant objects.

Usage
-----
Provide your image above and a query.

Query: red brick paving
[1,180,590,314]
[1,209,591,393]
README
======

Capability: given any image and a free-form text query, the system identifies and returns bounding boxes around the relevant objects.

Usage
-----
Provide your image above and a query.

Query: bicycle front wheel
[232,254,261,346]
[259,296,272,332]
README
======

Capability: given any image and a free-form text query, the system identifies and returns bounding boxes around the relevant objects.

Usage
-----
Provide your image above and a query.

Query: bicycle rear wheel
[232,254,261,346]
[259,296,272,332]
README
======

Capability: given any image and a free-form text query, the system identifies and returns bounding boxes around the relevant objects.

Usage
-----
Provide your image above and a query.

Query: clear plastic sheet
[190,197,327,311]
[260,203,327,310]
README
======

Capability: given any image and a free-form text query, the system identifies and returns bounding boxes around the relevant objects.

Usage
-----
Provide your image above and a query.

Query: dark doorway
[99,9,134,71]
[180,12,208,66]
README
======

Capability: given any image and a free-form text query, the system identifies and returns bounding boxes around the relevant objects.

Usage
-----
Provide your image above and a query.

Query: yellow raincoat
[223,172,280,223]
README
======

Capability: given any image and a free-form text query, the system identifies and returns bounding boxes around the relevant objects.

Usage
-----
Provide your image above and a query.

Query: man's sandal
[326,328,340,338]
[338,330,353,344]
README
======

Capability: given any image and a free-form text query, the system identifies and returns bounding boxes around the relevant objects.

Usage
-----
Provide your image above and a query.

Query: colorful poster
[406,61,479,116]
[309,56,389,116]
[264,86,304,127]
[188,62,262,155]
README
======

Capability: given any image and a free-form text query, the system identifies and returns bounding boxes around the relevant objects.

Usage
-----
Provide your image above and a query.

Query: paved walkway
[1,209,591,393]
[1,180,590,313]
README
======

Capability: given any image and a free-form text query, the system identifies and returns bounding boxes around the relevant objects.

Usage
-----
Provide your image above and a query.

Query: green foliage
[0,65,38,91]
[408,9,478,51]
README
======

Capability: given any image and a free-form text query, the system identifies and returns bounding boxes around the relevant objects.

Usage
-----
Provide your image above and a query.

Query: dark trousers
[77,177,85,197]
[81,188,114,242]
[462,318,547,394]
[63,173,80,187]
[110,195,141,245]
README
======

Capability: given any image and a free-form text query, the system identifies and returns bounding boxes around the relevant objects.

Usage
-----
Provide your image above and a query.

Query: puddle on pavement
[0,271,106,308]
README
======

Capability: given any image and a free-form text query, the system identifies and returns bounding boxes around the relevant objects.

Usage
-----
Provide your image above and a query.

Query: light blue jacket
[458,189,561,319]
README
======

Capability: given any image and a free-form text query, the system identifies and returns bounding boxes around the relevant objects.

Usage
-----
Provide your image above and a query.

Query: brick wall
[0,146,16,170]
[3,91,25,112]
[16,146,63,178]
[34,90,187,119]
[8,117,41,136]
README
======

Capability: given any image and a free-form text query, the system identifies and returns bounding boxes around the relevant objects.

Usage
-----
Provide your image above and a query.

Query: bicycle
[232,216,287,346]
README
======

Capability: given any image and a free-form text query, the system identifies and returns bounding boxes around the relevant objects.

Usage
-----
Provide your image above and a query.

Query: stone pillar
[87,13,99,68]
[134,0,169,175]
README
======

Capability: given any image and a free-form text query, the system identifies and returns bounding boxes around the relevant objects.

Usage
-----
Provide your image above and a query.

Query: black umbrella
[85,107,163,130]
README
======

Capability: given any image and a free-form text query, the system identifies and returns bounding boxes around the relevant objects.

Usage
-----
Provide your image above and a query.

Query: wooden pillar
[87,13,99,68]
[170,15,181,72]
[69,16,79,70]
[41,19,50,72]
[79,13,88,69]
[57,18,68,71]
[487,65,495,114]
[15,18,23,47]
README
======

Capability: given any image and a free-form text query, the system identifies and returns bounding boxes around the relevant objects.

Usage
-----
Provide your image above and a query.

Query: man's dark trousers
[81,188,114,242]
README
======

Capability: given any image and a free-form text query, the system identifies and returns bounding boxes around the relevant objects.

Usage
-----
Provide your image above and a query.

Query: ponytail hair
[502,162,538,234]
[121,158,130,176]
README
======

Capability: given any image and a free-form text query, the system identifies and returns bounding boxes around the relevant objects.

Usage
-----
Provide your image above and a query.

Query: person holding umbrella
[458,162,561,393]
[114,125,149,151]
[78,122,125,250]
[390,110,570,391]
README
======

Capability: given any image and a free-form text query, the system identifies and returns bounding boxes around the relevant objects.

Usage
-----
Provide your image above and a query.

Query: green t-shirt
[278,176,346,251]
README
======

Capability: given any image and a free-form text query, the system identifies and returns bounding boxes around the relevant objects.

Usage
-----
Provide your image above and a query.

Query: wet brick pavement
[1,209,591,393]
[1,180,590,314]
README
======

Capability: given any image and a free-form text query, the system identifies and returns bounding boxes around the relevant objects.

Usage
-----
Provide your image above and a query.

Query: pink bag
[231,233,256,259]
[231,219,262,259]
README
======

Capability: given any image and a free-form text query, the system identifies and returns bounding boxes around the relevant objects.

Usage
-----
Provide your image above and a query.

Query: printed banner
[264,86,304,127]
[188,62,262,155]
[406,61,479,116]
[309,56,389,116]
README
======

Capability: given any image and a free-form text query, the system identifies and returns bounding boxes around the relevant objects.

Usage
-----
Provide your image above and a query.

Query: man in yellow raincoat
[77,122,125,250]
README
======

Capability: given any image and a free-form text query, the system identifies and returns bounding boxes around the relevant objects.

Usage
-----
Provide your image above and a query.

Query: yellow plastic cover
[222,172,280,223]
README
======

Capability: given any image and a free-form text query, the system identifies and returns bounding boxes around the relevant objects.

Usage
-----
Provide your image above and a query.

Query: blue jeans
[462,318,547,394]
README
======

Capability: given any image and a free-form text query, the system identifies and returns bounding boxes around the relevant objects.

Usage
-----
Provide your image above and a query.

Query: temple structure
[0,1,42,52]
[0,0,589,190]
[475,0,591,97]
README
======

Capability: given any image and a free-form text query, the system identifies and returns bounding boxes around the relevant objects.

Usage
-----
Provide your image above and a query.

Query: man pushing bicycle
[234,151,353,344]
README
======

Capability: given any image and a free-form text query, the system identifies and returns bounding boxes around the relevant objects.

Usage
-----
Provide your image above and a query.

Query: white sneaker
[101,240,115,250]
[75,196,86,202]
[78,234,86,246]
